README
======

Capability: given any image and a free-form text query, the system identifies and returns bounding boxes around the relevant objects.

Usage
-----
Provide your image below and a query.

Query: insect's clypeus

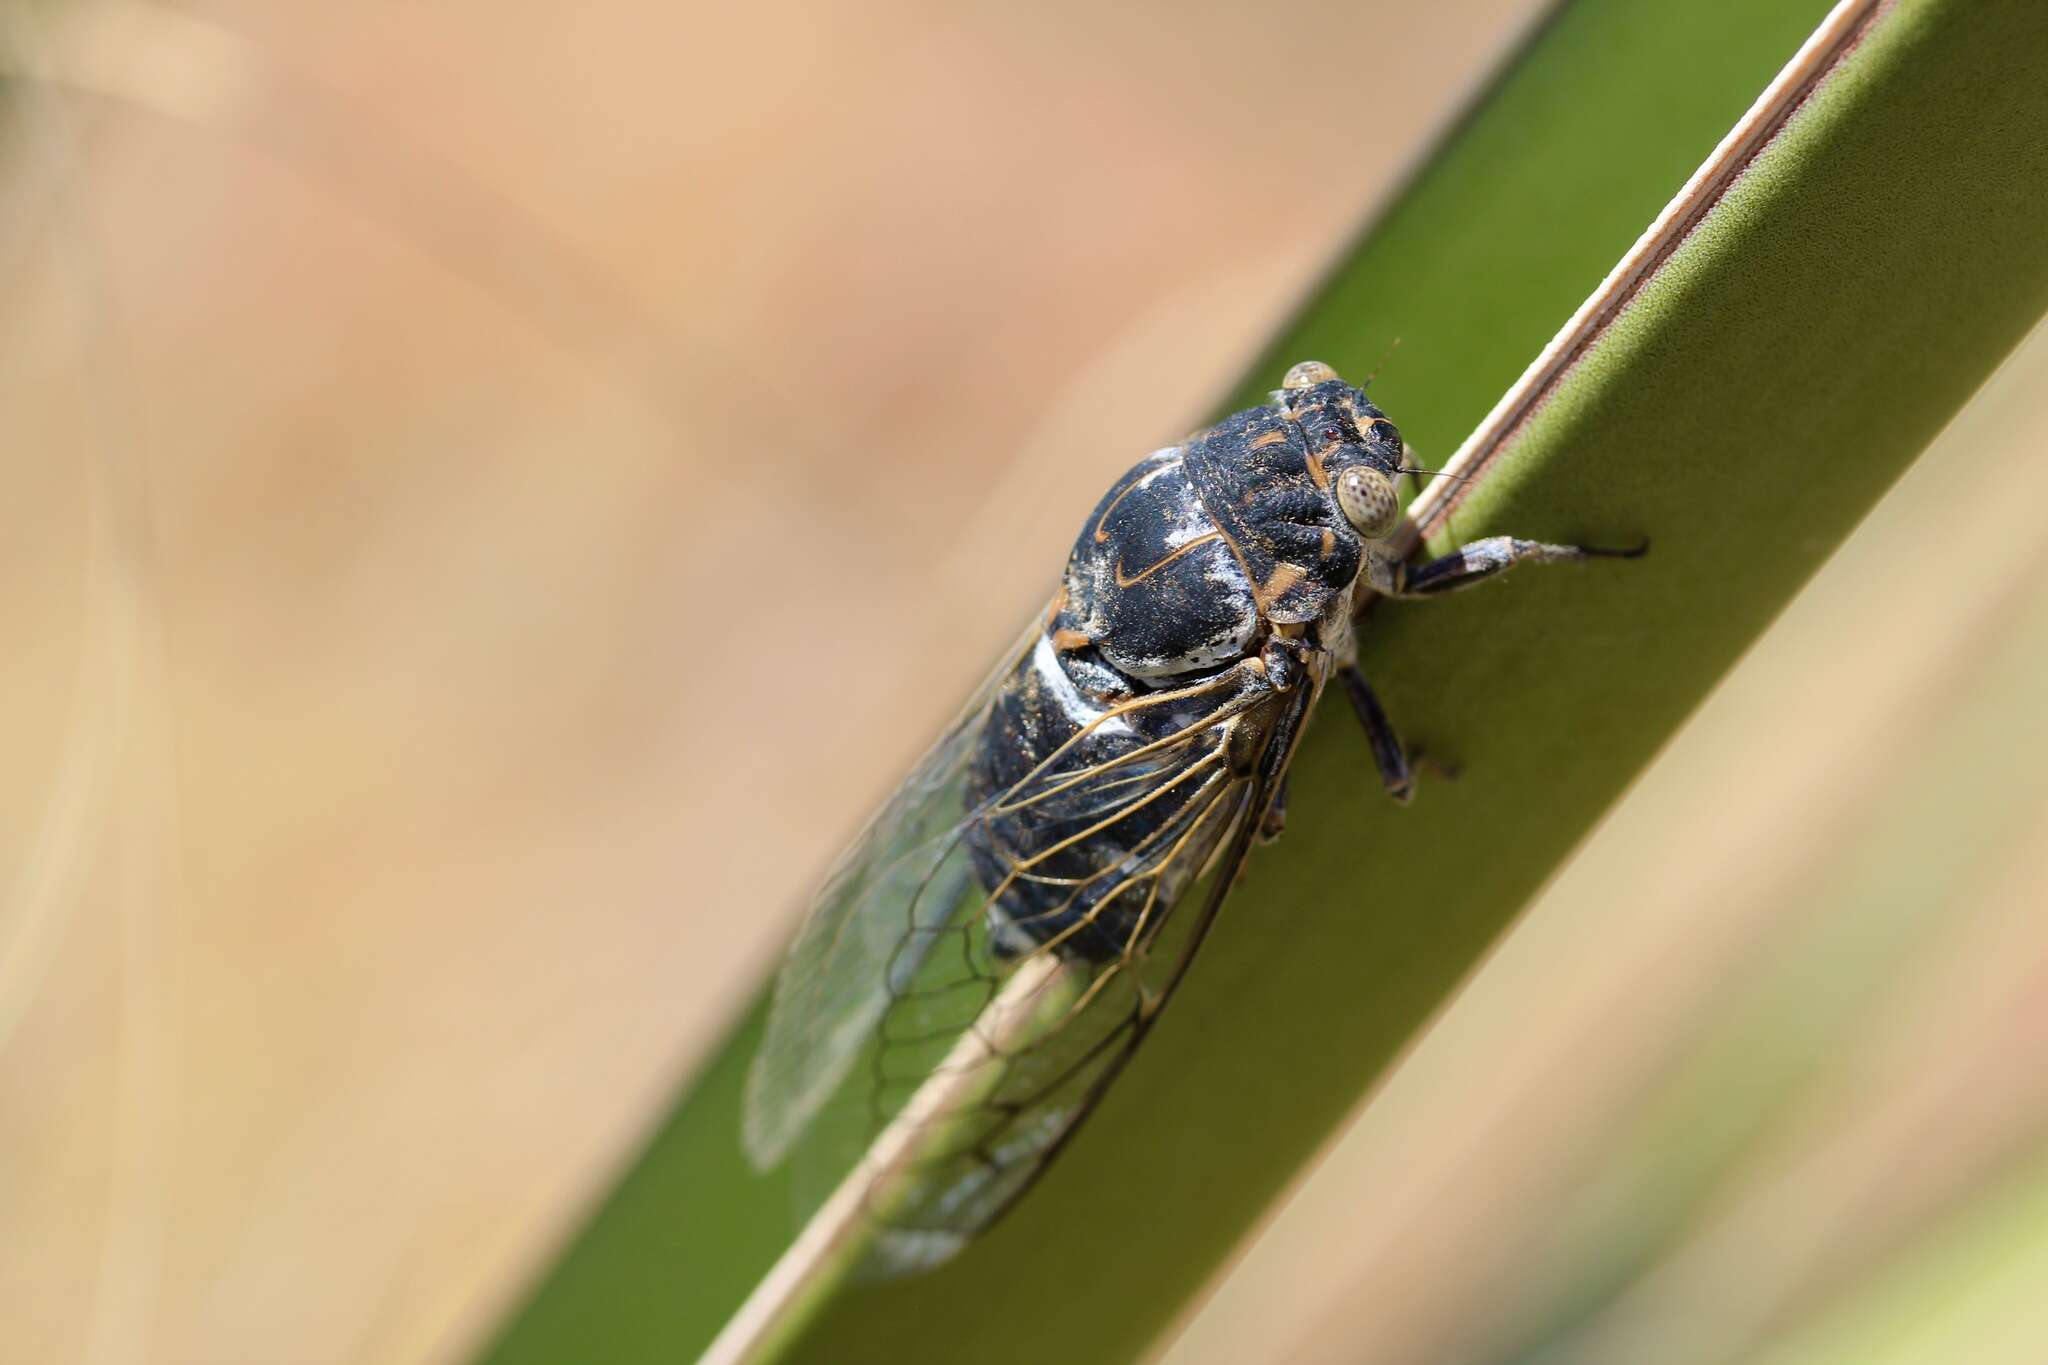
[743,360,1642,1276]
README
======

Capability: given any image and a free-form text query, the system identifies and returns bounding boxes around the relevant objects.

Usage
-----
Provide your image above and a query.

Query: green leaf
[1159,324,2048,1362]
[477,0,2048,1361]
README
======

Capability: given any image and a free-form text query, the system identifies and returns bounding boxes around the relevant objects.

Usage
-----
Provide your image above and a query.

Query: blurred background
[3,1,2044,1363]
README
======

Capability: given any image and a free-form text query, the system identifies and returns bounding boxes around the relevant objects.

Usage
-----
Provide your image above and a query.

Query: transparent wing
[741,621,1041,1169]
[746,611,1315,1274]
[854,678,1312,1276]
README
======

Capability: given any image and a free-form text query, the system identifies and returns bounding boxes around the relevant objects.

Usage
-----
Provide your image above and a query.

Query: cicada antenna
[1396,464,1479,487]
[1362,335,1403,387]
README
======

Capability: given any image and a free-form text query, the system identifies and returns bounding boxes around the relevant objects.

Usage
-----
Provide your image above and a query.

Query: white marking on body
[1031,634,1133,736]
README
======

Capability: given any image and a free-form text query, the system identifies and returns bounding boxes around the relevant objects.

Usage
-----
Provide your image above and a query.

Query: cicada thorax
[1054,448,1262,682]
[961,378,1403,966]
[1180,380,1407,625]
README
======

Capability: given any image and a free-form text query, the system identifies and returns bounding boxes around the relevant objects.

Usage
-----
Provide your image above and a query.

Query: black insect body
[745,360,1638,1274]
[963,376,1403,963]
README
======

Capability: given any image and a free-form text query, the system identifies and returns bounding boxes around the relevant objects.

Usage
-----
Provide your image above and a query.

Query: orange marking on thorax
[1304,446,1330,489]
[1258,562,1306,604]
[1092,455,1184,543]
[1113,531,1223,588]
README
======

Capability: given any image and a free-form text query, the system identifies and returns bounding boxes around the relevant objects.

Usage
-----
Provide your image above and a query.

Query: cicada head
[1278,360,1407,537]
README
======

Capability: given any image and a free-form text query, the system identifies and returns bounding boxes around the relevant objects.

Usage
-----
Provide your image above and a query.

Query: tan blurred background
[0,2,1551,1362]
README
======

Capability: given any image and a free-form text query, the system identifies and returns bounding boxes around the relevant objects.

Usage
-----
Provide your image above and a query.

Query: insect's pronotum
[742,360,1642,1275]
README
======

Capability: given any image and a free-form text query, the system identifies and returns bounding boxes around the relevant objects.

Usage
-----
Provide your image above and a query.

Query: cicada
[741,360,1638,1276]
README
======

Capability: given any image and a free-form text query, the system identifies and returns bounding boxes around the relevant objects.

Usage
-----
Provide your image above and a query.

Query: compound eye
[1282,359,1340,391]
[1337,466,1401,539]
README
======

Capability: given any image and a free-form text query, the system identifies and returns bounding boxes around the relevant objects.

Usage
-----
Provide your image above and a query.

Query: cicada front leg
[1340,530,1644,803]
[1371,535,1648,598]
[1233,632,1323,843]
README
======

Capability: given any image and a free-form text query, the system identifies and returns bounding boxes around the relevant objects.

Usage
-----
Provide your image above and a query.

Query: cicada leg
[1342,531,1644,800]
[1335,662,1414,805]
[1373,535,1648,598]
[1257,777,1288,842]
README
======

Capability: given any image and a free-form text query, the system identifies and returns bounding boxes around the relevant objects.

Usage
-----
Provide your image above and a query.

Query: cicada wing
[846,676,1316,1278]
[863,959,1151,1276]
[742,621,1041,1170]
